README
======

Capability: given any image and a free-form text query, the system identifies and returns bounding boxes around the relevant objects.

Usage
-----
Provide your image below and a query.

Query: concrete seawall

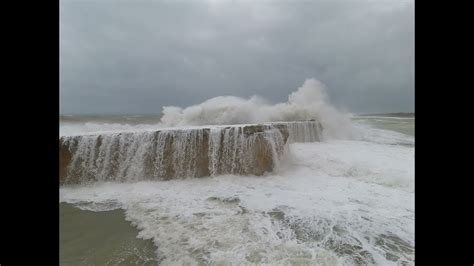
[59,121,322,184]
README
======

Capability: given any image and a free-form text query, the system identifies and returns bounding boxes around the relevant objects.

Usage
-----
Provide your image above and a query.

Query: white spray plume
[160,79,354,139]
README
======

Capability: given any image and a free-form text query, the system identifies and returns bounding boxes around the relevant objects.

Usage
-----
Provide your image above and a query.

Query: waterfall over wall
[281,120,323,143]
[59,121,322,184]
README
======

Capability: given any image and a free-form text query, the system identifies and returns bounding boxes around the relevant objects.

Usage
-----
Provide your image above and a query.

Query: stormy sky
[60,0,414,115]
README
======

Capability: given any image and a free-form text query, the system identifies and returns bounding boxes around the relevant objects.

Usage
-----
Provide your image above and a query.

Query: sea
[59,113,414,265]
[60,80,414,265]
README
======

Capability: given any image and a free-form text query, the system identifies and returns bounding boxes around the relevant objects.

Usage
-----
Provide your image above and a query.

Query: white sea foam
[61,133,414,265]
[60,78,414,265]
[350,121,414,146]
[354,116,414,120]
[60,79,354,140]
[160,79,353,140]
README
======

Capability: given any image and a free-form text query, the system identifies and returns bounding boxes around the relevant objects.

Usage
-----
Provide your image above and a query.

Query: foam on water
[60,79,414,265]
[350,121,414,146]
[160,79,354,141]
[60,79,354,140]
[61,131,414,265]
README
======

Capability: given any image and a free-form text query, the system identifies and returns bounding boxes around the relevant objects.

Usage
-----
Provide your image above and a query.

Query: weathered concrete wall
[59,124,294,184]
[59,121,323,185]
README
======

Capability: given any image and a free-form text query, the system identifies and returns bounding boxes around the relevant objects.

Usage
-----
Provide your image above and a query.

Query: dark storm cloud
[60,0,414,114]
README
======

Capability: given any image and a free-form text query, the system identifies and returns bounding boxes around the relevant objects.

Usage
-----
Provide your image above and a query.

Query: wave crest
[160,79,353,139]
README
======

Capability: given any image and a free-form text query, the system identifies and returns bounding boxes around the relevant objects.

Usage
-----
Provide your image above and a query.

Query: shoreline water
[60,203,158,265]
[59,114,414,265]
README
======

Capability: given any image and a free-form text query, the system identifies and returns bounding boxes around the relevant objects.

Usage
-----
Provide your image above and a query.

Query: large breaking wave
[59,78,414,265]
[160,79,353,140]
[60,79,353,140]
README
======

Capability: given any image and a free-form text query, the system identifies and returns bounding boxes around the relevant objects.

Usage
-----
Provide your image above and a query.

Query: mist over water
[60,79,414,265]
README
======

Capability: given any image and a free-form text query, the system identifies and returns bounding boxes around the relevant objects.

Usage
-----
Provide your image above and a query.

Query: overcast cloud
[60,0,414,115]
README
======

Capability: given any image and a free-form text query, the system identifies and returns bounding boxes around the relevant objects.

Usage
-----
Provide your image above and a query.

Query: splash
[59,79,354,140]
[160,79,353,140]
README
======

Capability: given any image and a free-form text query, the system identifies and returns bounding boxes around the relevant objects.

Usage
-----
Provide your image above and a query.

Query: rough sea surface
[60,79,414,265]
[60,113,414,265]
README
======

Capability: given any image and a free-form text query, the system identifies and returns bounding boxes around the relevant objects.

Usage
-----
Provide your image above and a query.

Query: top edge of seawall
[59,120,319,138]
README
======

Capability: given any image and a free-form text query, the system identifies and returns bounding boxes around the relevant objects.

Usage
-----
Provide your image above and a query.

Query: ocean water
[60,80,414,265]
[59,114,414,265]
[60,203,158,265]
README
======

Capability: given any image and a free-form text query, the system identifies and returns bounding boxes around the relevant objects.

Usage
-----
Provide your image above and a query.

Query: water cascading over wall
[59,121,323,185]
[279,120,323,143]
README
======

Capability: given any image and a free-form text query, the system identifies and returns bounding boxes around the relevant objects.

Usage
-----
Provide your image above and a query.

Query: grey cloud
[60,0,413,115]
